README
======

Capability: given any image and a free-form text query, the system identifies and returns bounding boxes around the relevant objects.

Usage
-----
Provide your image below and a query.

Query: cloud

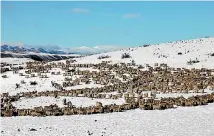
[72,8,90,13]
[24,44,61,50]
[123,13,141,19]
[69,45,127,54]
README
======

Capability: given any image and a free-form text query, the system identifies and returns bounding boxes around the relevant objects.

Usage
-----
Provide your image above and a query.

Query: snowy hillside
[75,37,214,69]
[1,58,33,64]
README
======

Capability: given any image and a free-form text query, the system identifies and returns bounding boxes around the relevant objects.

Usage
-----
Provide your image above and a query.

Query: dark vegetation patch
[178,52,182,55]
[143,44,150,47]
[121,53,131,59]
[98,55,111,59]
[187,58,200,65]
[29,128,37,131]
[30,81,38,85]
[30,55,43,61]
[138,65,144,69]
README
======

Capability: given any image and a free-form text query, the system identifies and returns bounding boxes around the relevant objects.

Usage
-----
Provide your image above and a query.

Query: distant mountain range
[1,44,69,54]
[0,44,126,55]
[0,44,82,61]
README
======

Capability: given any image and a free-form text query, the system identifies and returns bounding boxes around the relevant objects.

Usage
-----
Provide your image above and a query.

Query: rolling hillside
[75,37,214,69]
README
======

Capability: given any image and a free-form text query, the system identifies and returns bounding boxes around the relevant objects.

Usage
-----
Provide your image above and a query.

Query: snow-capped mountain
[1,44,67,54]
[1,45,35,53]
[1,45,82,61]
[1,44,126,55]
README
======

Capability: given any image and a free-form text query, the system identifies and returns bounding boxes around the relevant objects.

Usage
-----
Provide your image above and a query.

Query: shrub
[138,65,144,69]
[2,75,7,78]
[187,58,200,65]
[30,81,38,85]
[121,53,131,59]
[131,60,136,66]
[162,55,168,58]
[29,128,37,131]
[143,44,150,47]
[187,60,193,65]
[210,53,214,57]
[178,52,182,55]
[98,55,111,59]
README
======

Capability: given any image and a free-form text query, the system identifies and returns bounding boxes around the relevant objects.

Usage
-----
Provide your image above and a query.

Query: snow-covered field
[1,103,214,136]
[0,68,102,95]
[12,96,125,109]
[1,37,214,136]
[0,58,32,64]
[0,69,62,95]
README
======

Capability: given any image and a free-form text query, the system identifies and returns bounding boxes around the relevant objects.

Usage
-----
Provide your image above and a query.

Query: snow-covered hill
[75,37,214,69]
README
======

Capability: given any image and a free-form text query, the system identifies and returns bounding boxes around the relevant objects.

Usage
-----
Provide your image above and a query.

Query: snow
[0,68,101,95]
[12,96,125,109]
[0,70,59,95]
[1,103,214,136]
[0,58,32,64]
[156,89,214,99]
[74,38,214,69]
